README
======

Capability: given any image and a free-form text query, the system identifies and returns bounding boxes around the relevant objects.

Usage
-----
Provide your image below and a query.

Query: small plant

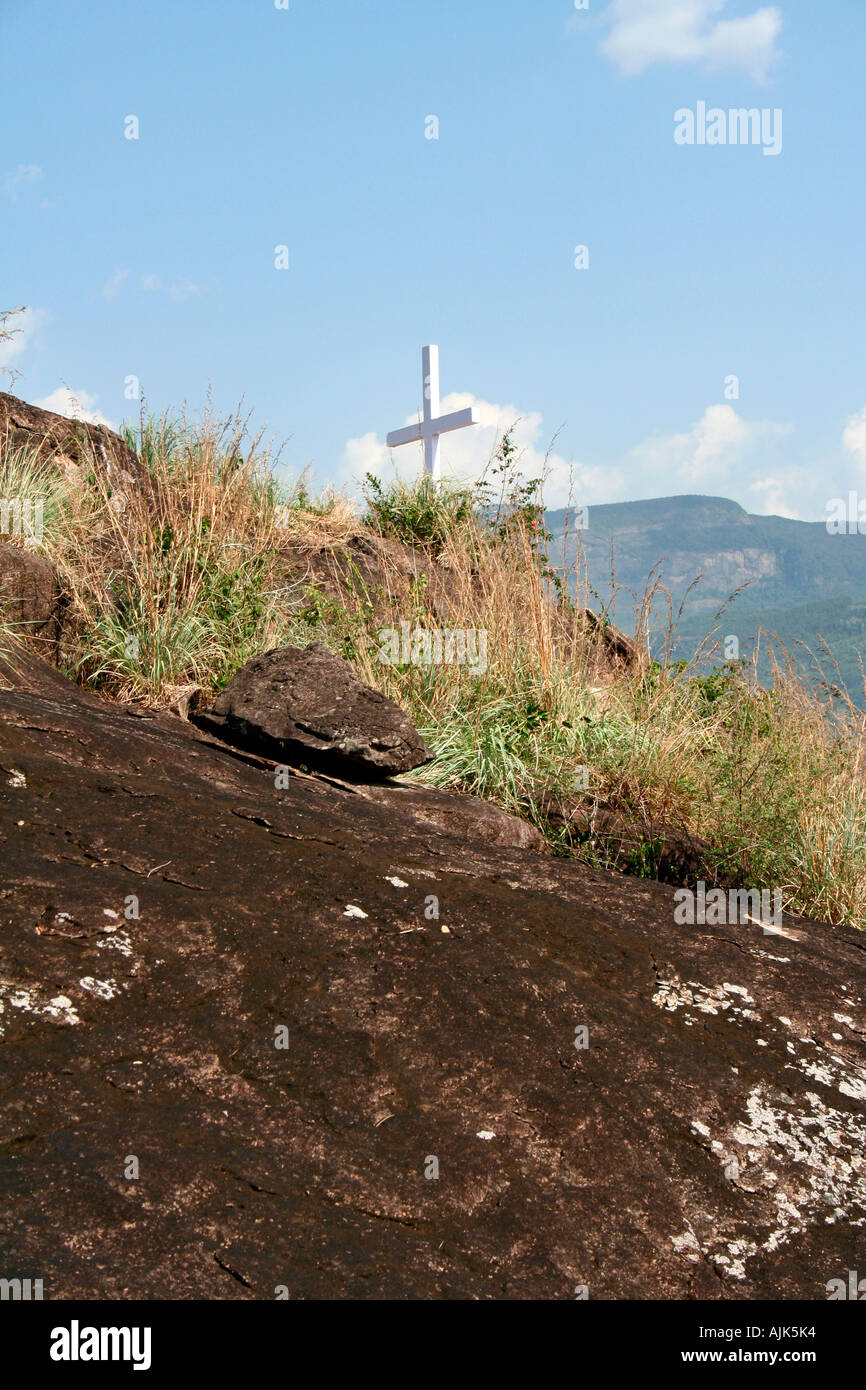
[362,472,476,555]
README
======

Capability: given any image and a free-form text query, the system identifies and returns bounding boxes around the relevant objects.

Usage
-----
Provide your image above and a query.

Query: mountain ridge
[546,493,866,694]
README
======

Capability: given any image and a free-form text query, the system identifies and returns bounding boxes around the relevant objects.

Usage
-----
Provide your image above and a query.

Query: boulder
[201,642,432,777]
[0,541,64,655]
[0,391,145,504]
[578,609,649,672]
[0,657,864,1298]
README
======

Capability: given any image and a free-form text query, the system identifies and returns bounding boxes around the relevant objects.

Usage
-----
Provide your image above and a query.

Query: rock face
[1,655,864,1299]
[0,542,64,655]
[203,642,432,778]
[353,781,545,852]
[0,391,145,501]
[578,609,649,672]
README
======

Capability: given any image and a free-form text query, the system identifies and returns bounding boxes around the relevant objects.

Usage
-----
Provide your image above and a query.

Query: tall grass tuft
[39,408,304,701]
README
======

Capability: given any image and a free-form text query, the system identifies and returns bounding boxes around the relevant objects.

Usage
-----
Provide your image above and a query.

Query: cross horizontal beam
[386,406,479,450]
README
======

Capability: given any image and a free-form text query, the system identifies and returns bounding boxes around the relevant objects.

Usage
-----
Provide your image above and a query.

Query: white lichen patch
[796,1057,835,1086]
[384,876,408,888]
[96,929,133,958]
[78,976,119,1000]
[682,1081,866,1281]
[46,994,78,1022]
[711,1239,753,1281]
[653,976,758,1023]
[670,1228,702,1262]
[6,769,26,788]
[781,1034,866,1103]
[343,905,368,919]
[0,982,80,1036]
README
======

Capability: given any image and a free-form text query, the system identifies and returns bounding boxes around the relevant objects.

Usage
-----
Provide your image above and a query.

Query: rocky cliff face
[0,653,863,1299]
[547,493,866,615]
[663,547,777,597]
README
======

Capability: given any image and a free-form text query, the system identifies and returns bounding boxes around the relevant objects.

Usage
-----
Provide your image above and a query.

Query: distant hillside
[546,495,866,698]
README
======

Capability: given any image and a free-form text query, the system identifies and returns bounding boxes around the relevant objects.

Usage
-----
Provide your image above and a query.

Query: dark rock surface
[0,659,864,1300]
[354,781,545,853]
[204,642,432,778]
[0,542,65,655]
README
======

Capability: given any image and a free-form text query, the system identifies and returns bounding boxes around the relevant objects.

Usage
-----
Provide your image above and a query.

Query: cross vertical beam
[422,344,440,479]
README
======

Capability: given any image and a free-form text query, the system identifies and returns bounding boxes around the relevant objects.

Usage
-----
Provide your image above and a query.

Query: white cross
[386,345,479,482]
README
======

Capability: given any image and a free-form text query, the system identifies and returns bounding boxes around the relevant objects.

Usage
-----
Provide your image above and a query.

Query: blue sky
[2,0,864,518]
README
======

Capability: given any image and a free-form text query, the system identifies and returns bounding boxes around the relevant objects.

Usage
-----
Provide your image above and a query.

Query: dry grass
[6,409,306,702]
[3,406,866,927]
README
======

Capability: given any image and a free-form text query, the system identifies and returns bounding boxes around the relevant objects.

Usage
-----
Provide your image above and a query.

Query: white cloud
[842,407,866,471]
[338,400,866,523]
[140,273,202,301]
[600,0,782,79]
[624,404,791,498]
[33,386,116,430]
[168,279,202,303]
[747,471,807,520]
[340,393,613,510]
[2,164,43,200]
[102,268,129,299]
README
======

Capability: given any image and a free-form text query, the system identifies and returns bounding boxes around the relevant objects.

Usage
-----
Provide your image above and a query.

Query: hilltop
[1,393,866,1299]
[2,393,866,931]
